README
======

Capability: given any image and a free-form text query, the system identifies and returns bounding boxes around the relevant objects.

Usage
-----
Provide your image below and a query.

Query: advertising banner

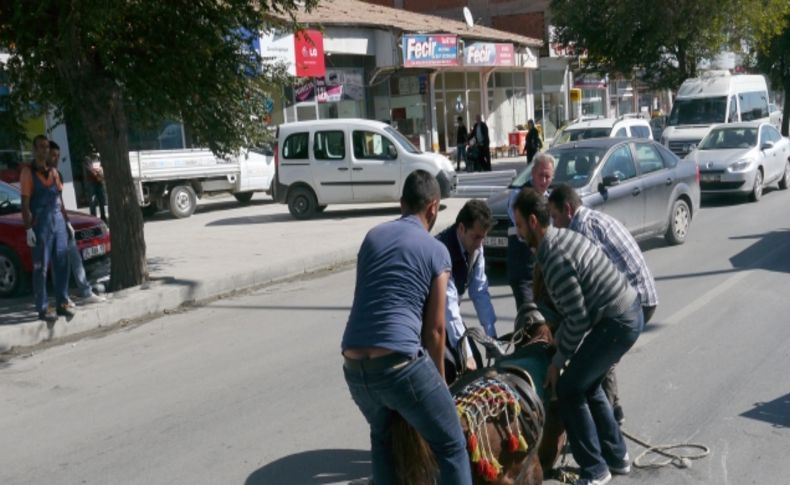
[260,29,325,78]
[294,30,326,78]
[463,43,515,66]
[403,35,459,67]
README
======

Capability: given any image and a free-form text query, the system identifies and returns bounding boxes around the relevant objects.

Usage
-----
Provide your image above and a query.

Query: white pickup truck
[130,147,274,218]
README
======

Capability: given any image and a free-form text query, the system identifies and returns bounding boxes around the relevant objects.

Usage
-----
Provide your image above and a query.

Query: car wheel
[169,185,197,218]
[779,160,790,190]
[233,191,254,204]
[665,199,690,245]
[749,169,763,202]
[0,246,26,297]
[287,187,317,220]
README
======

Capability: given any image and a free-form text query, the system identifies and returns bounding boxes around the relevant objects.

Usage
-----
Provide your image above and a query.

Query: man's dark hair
[402,170,440,213]
[49,140,60,151]
[512,188,551,227]
[457,116,463,123]
[32,134,48,149]
[456,199,494,230]
[548,183,582,212]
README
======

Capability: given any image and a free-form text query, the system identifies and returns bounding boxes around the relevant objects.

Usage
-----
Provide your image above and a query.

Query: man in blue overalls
[20,134,75,323]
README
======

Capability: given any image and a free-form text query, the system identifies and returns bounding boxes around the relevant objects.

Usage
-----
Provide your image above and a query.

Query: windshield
[510,146,607,189]
[0,182,22,214]
[698,127,758,150]
[384,127,420,154]
[554,127,612,145]
[668,97,727,126]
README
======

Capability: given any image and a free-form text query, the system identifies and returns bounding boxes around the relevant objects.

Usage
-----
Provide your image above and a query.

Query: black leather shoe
[38,311,57,323]
[56,305,75,320]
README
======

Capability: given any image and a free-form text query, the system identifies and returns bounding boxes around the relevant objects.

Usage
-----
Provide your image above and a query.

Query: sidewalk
[0,156,527,351]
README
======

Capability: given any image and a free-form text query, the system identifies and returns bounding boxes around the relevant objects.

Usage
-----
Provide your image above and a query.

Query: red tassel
[468,432,478,453]
[484,460,499,481]
[508,433,520,453]
[476,459,489,477]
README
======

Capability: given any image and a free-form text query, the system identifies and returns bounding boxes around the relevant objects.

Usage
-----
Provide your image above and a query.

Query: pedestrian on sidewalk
[524,119,543,164]
[506,153,555,311]
[435,199,497,384]
[513,188,643,485]
[341,170,472,485]
[83,154,107,221]
[20,135,75,323]
[472,114,491,171]
[548,184,658,425]
[455,116,468,172]
[48,142,105,306]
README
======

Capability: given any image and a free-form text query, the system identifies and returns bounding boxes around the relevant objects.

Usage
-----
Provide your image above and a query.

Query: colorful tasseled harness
[455,378,530,481]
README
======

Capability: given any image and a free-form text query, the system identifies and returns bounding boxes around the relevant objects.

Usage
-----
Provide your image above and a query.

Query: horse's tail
[392,412,436,485]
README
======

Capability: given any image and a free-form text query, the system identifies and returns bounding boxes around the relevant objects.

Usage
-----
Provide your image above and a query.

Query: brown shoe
[56,305,75,321]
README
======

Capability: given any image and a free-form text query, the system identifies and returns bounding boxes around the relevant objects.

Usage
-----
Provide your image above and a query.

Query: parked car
[687,122,790,202]
[0,150,25,184]
[550,115,653,147]
[0,180,111,297]
[483,138,701,259]
[274,119,455,219]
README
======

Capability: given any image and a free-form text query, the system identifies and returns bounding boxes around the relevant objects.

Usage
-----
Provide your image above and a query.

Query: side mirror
[760,141,774,151]
[601,175,620,187]
[387,145,397,159]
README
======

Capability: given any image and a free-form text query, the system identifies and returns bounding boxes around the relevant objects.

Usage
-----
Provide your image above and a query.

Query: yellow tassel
[491,456,502,473]
[518,434,529,452]
[471,444,481,462]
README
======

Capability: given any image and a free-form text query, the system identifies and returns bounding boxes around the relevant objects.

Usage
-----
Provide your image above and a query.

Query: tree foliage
[755,15,790,135]
[0,0,316,290]
[549,0,787,90]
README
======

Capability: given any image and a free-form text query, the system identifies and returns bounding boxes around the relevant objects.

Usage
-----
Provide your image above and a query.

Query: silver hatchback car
[688,122,790,202]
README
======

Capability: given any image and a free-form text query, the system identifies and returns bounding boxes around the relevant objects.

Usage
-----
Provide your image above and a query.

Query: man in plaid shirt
[548,183,658,425]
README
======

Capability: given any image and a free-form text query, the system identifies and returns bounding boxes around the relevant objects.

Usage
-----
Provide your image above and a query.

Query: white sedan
[689,122,790,202]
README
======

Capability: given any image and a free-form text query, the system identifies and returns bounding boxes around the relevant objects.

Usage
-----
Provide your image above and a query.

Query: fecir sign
[402,35,459,67]
[463,42,515,66]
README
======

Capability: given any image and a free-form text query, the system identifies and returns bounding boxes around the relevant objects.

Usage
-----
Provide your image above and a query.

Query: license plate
[82,244,106,260]
[702,174,720,182]
[484,236,508,248]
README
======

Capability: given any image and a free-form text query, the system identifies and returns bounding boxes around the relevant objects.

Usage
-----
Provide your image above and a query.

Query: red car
[0,180,111,297]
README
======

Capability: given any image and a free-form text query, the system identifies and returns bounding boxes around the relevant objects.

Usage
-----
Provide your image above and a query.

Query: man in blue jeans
[342,170,472,485]
[513,188,643,485]
[48,142,105,305]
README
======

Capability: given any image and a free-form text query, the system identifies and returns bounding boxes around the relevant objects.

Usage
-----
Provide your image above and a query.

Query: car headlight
[728,159,753,172]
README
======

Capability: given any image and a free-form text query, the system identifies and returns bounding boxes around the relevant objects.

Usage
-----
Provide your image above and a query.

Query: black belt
[343,352,415,372]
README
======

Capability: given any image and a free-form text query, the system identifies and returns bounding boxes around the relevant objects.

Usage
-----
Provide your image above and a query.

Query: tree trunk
[55,14,148,292]
[77,86,148,291]
[783,80,790,137]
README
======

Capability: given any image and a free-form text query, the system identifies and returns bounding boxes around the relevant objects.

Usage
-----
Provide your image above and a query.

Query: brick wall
[492,12,545,41]
[403,0,466,13]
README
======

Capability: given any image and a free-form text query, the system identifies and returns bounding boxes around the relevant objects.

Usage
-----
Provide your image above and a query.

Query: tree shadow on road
[245,448,370,485]
[741,392,790,428]
[206,203,450,227]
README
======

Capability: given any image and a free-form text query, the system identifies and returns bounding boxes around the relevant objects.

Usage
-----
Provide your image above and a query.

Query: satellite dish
[463,7,474,28]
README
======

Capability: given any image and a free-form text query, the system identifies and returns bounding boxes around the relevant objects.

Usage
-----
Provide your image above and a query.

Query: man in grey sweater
[512,188,644,485]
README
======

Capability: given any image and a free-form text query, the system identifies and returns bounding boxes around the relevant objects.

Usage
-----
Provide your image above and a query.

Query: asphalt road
[2,185,790,485]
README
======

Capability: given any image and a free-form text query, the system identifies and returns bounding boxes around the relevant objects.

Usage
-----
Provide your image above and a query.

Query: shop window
[314,131,345,160]
[513,72,526,87]
[283,132,309,159]
[467,72,480,89]
[444,72,465,90]
[494,72,513,88]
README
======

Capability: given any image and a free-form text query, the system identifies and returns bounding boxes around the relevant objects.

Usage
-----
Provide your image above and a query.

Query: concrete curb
[0,245,359,352]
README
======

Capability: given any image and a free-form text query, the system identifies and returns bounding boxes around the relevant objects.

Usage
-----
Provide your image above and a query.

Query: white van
[661,71,770,157]
[551,115,653,147]
[273,119,456,219]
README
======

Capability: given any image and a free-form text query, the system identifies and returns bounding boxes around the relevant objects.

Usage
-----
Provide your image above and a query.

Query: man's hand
[544,363,559,399]
[26,228,36,247]
[465,356,477,372]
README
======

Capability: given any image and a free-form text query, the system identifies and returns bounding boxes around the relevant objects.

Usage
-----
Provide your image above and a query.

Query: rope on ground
[622,428,710,470]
